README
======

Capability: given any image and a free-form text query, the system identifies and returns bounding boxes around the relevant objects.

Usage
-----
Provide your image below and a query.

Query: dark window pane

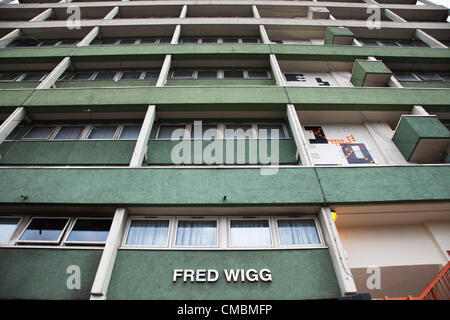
[66,219,112,243]
[19,218,68,242]
[100,39,117,45]
[247,71,269,79]
[360,39,379,46]
[201,38,217,43]
[94,72,116,80]
[258,124,285,139]
[417,73,441,81]
[197,70,217,79]
[438,74,450,82]
[119,125,141,140]
[159,37,171,44]
[242,38,258,43]
[157,125,186,139]
[172,70,194,78]
[224,71,244,79]
[39,40,60,46]
[182,38,198,44]
[144,71,159,79]
[396,40,415,47]
[54,126,84,140]
[222,38,239,43]
[120,72,142,80]
[71,72,93,80]
[5,126,22,140]
[226,125,253,139]
[58,39,77,46]
[0,73,21,81]
[22,73,46,81]
[23,126,56,139]
[395,73,418,81]
[412,40,429,47]
[118,39,137,45]
[140,38,157,44]
[192,124,217,139]
[380,40,400,47]
[87,125,117,139]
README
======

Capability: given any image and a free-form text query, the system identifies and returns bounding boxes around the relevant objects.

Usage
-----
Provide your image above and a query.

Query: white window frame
[122,217,173,248]
[86,124,121,140]
[52,125,88,141]
[228,217,274,249]
[16,217,71,245]
[275,216,325,249]
[116,124,142,140]
[62,217,113,246]
[173,217,219,249]
[0,216,23,245]
[21,125,58,140]
[20,73,48,82]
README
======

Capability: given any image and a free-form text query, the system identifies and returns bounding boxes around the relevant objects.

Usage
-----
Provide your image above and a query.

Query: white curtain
[126,220,169,246]
[175,221,217,246]
[278,219,320,245]
[230,220,271,247]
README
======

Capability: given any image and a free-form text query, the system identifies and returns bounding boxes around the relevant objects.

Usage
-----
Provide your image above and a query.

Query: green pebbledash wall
[0,140,136,165]
[0,166,448,205]
[107,249,341,300]
[0,248,102,300]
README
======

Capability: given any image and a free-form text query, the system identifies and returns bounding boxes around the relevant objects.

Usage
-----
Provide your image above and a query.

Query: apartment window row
[7,38,79,48]
[0,216,112,247]
[359,39,429,48]
[124,216,324,249]
[89,38,172,46]
[59,70,160,82]
[6,124,142,141]
[170,70,271,80]
[0,72,47,82]
[155,123,288,140]
[179,37,260,44]
[394,72,450,82]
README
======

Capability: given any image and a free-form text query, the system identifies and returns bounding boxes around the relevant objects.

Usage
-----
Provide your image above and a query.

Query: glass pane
[89,40,102,46]
[0,73,20,81]
[88,125,117,139]
[66,219,112,243]
[412,40,429,47]
[23,126,56,139]
[201,38,217,43]
[395,73,418,81]
[5,126,22,140]
[94,72,116,80]
[176,220,217,246]
[119,125,141,140]
[172,70,194,79]
[278,219,320,246]
[226,125,253,139]
[230,220,271,247]
[19,218,68,242]
[159,37,171,44]
[418,73,441,81]
[242,38,258,43]
[247,71,269,79]
[438,74,450,82]
[58,40,77,46]
[22,73,45,81]
[120,72,142,80]
[100,39,117,45]
[126,220,169,246]
[71,72,93,80]
[192,124,217,139]
[0,218,20,244]
[54,126,84,140]
[197,71,217,79]
[157,125,186,140]
[360,39,379,46]
[118,39,136,45]
[182,38,198,44]
[223,71,244,79]
[144,71,159,80]
[222,38,239,43]
[396,40,415,47]
[258,124,285,139]
[140,38,157,44]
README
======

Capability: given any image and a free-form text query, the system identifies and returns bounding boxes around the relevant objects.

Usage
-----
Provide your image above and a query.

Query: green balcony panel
[107,249,341,300]
[392,116,450,163]
[350,60,392,87]
[324,27,355,45]
[0,248,102,300]
[147,139,298,165]
[0,140,136,165]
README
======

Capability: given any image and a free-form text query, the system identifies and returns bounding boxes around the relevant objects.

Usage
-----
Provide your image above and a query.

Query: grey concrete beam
[416,29,448,48]
[0,107,26,145]
[30,8,53,22]
[129,105,156,167]
[36,57,71,90]
[286,104,312,167]
[77,27,99,47]
[0,29,21,49]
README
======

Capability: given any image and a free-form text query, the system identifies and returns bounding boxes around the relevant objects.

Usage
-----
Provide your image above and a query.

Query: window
[125,219,170,246]
[247,71,269,79]
[100,39,117,46]
[144,71,159,80]
[417,73,441,81]
[71,72,93,81]
[175,220,217,247]
[158,37,171,44]
[157,124,187,140]
[0,73,21,81]
[201,38,218,44]
[258,124,286,139]
[21,73,46,82]
[87,125,118,140]
[172,70,194,79]
[0,217,21,244]
[118,39,137,45]
[242,38,258,43]
[53,126,85,140]
[192,124,218,139]
[182,38,199,44]
[119,125,141,140]
[17,218,70,244]
[58,40,78,46]
[120,71,142,80]
[223,38,239,44]
[277,219,321,246]
[197,70,218,79]
[94,72,116,81]
[230,220,272,247]
[395,73,419,82]
[140,38,157,44]
[226,125,253,139]
[64,219,112,245]
[22,126,56,139]
[4,126,22,140]
[224,70,244,79]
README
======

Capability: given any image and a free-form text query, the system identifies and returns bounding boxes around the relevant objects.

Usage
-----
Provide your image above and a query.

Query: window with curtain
[175,220,217,247]
[0,218,20,244]
[125,220,170,246]
[87,125,118,139]
[230,220,272,247]
[65,219,112,245]
[18,218,69,243]
[53,126,84,140]
[277,219,321,246]
[119,125,141,140]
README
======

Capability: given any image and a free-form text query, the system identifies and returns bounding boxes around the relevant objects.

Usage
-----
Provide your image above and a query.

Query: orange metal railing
[378,261,450,300]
